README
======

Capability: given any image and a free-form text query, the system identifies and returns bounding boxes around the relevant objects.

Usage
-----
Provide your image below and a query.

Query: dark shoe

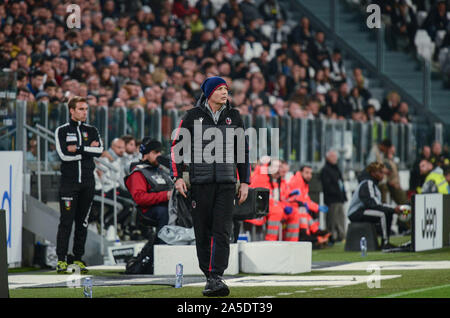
[381,242,398,251]
[202,275,230,297]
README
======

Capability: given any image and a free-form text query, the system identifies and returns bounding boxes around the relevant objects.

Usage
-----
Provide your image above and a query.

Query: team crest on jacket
[225,117,232,125]
[82,131,88,141]
[64,200,71,210]
[192,200,196,209]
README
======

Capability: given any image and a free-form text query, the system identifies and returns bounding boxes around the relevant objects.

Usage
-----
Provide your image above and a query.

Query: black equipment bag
[125,237,154,274]
[171,189,193,228]
[232,187,270,221]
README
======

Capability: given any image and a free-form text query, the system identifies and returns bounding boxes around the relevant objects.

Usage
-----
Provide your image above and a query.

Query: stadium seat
[414,29,435,61]
[344,222,380,251]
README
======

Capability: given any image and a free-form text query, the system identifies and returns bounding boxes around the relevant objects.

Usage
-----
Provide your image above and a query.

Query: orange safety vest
[287,171,319,213]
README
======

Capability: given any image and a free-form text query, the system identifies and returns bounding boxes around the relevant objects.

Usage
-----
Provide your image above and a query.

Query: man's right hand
[175,178,188,198]
[67,145,77,152]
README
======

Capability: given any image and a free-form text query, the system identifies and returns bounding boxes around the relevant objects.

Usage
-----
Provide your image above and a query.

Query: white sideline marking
[9,273,401,289]
[315,261,450,271]
[7,274,160,290]
[184,275,401,287]
[378,284,450,298]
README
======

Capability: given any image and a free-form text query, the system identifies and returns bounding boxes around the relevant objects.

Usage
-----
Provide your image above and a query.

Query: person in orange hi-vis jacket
[247,159,300,241]
[287,165,331,246]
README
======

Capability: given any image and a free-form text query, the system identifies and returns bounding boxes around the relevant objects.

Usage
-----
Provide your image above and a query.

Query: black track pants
[190,183,235,277]
[56,180,95,261]
[349,208,393,245]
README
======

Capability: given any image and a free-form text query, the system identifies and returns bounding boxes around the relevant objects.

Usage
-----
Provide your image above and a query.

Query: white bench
[153,244,239,276]
[152,241,312,275]
[239,241,312,274]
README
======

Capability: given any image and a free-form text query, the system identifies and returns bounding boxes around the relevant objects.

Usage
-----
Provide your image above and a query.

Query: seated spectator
[27,70,45,97]
[94,138,134,235]
[390,0,418,50]
[258,0,287,22]
[378,91,401,122]
[269,18,290,44]
[124,138,172,243]
[271,98,286,116]
[196,0,215,24]
[240,0,264,25]
[287,101,306,118]
[409,145,432,194]
[419,158,449,194]
[305,98,323,119]
[365,104,381,122]
[26,138,37,162]
[322,48,346,87]
[289,16,313,46]
[349,87,365,113]
[397,101,411,123]
[348,68,372,100]
[121,135,140,174]
[308,31,330,70]
[430,140,449,167]
[334,82,352,119]
[311,68,332,95]
[422,1,448,41]
[269,73,294,99]
[172,0,198,19]
[347,162,402,250]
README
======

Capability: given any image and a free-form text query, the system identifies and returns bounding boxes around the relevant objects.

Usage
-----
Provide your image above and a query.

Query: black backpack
[125,238,154,275]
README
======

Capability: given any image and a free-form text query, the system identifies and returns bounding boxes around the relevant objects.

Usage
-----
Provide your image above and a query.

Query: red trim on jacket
[125,171,169,213]
[171,119,183,178]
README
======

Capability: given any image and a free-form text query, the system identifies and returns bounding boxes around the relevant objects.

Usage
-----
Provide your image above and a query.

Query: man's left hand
[237,183,249,205]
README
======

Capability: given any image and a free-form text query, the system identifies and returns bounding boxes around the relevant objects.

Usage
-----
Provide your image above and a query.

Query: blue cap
[200,76,228,99]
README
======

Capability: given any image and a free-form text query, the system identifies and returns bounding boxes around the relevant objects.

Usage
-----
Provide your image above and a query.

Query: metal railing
[8,100,445,172]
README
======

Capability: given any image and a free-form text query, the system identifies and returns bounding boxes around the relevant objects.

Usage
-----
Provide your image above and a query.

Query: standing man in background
[171,76,250,297]
[54,96,103,274]
[320,150,347,243]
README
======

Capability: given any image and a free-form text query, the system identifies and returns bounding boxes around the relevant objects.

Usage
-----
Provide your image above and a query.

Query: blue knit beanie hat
[201,76,228,99]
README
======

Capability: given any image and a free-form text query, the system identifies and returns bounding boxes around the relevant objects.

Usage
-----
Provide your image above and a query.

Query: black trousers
[349,208,394,245]
[56,180,95,262]
[190,183,235,277]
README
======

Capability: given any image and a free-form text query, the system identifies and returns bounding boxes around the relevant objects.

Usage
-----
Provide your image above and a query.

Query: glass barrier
[8,99,447,172]
[145,107,162,143]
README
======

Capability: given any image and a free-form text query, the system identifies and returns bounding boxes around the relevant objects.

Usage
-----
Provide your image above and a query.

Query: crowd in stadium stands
[368,0,450,83]
[5,0,449,243]
[2,0,422,126]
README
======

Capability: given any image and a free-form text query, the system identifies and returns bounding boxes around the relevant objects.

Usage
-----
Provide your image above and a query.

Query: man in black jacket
[320,150,347,243]
[347,162,401,250]
[54,96,103,274]
[171,76,250,297]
